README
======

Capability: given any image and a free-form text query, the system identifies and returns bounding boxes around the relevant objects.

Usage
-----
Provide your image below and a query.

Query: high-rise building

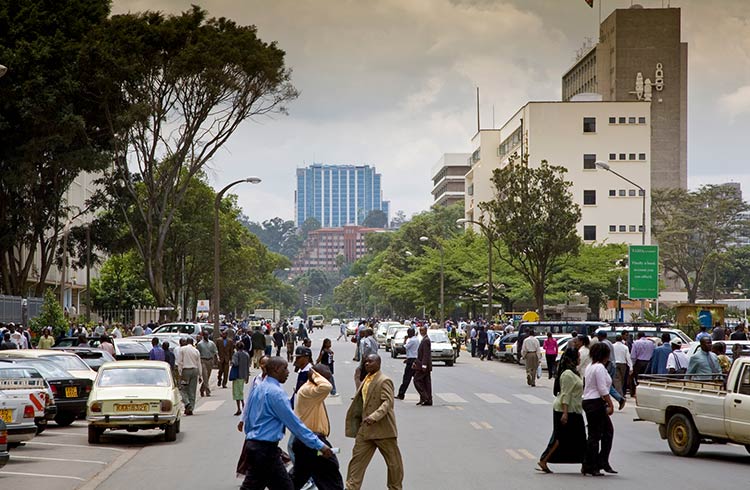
[431,153,471,207]
[295,164,390,228]
[562,6,687,190]
[291,225,385,274]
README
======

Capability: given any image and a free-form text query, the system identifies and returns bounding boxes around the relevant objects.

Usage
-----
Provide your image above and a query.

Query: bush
[29,289,69,339]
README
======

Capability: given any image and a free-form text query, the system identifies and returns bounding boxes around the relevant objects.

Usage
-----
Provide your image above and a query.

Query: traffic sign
[628,245,659,299]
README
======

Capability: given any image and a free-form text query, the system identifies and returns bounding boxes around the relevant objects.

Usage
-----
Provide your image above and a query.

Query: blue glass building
[295,164,390,228]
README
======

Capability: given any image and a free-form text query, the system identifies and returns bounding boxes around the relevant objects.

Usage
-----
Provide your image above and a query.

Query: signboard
[628,245,659,300]
[196,300,210,313]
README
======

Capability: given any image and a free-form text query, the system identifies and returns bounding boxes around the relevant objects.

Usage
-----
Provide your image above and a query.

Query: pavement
[2,324,749,489]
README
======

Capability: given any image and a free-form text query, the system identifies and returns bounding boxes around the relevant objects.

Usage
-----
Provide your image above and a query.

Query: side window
[738,365,750,395]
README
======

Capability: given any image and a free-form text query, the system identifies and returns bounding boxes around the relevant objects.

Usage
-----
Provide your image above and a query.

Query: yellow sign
[522,311,540,322]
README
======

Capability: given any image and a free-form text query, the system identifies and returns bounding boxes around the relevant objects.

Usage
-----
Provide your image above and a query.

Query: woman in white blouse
[581,342,616,476]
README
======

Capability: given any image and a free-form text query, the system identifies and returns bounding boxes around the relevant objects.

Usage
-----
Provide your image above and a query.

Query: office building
[431,153,471,207]
[562,5,687,190]
[292,225,384,273]
[295,164,390,228]
[464,100,652,245]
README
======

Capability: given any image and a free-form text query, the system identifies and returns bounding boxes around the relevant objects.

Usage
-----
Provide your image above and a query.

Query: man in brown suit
[413,326,433,406]
[345,354,403,490]
[216,330,234,388]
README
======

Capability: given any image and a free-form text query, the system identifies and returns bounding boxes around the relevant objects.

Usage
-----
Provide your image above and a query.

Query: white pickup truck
[635,357,750,457]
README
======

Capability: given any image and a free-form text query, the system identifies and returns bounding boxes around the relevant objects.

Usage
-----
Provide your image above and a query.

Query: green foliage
[30,290,69,338]
[362,210,388,228]
[243,217,303,260]
[90,251,155,311]
[300,218,322,239]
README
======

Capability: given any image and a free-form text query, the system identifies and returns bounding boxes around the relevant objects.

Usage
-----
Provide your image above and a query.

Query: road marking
[505,449,524,460]
[480,421,493,429]
[469,421,482,430]
[195,400,225,412]
[512,394,550,405]
[10,455,108,464]
[325,396,343,406]
[0,471,86,481]
[475,393,510,404]
[446,406,465,411]
[437,393,467,403]
[518,449,536,460]
[25,441,126,452]
[79,449,139,490]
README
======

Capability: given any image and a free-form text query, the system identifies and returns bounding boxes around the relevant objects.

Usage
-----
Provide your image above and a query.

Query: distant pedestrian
[413,326,432,406]
[646,333,672,375]
[149,337,165,361]
[629,331,655,397]
[666,339,689,375]
[37,328,55,349]
[217,330,235,388]
[477,326,488,360]
[396,328,419,400]
[355,329,378,389]
[99,335,115,356]
[345,354,403,490]
[712,341,731,375]
[292,346,313,409]
[177,338,202,415]
[612,335,632,398]
[711,322,726,341]
[1,332,17,350]
[521,329,541,387]
[251,327,266,369]
[231,341,250,416]
[196,333,218,397]
[470,325,477,357]
[581,342,616,476]
[317,338,337,396]
[264,330,274,357]
[285,328,296,362]
[576,335,591,373]
[730,323,748,341]
[273,329,284,357]
[337,321,347,341]
[695,325,710,342]
[543,332,559,378]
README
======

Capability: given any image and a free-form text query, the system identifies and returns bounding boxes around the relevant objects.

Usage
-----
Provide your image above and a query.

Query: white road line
[0,471,86,481]
[25,441,126,452]
[194,400,225,412]
[512,394,550,405]
[518,449,536,460]
[480,422,493,430]
[469,421,482,430]
[475,393,510,404]
[505,449,524,460]
[10,455,107,464]
[436,393,468,403]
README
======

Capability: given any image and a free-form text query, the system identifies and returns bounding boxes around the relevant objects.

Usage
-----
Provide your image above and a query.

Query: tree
[652,185,750,303]
[242,217,302,259]
[390,210,408,229]
[300,217,322,240]
[90,251,156,312]
[480,157,581,317]
[30,289,69,338]
[362,210,388,228]
[88,6,298,306]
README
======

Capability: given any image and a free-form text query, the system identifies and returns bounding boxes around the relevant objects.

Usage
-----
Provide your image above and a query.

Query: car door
[725,363,750,444]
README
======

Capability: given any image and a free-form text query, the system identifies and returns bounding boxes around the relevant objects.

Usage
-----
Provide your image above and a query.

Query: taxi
[86,360,182,444]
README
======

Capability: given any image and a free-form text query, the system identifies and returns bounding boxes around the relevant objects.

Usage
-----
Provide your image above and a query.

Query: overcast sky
[112,0,750,223]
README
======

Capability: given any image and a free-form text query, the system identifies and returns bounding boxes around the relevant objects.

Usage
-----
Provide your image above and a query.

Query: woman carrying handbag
[230,341,250,416]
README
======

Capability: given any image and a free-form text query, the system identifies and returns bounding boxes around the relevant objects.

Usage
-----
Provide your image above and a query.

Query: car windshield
[117,342,150,354]
[395,331,408,340]
[13,361,70,378]
[98,367,171,387]
[41,354,90,371]
[0,367,43,380]
[428,331,449,343]
[387,326,403,335]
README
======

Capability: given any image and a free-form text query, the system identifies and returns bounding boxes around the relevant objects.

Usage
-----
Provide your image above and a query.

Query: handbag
[229,365,239,381]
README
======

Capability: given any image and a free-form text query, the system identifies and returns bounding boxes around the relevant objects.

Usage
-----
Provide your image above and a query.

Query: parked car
[375,322,393,349]
[128,333,192,352]
[494,333,519,362]
[152,322,213,338]
[0,385,36,448]
[0,349,96,381]
[0,364,56,433]
[52,347,116,371]
[0,419,9,468]
[419,329,456,366]
[595,326,691,345]
[87,360,182,444]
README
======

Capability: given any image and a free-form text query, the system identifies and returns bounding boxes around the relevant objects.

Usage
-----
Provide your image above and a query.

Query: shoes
[233,411,241,416]
[618,398,626,411]
[421,402,433,406]
[184,408,193,416]
[395,395,405,400]
[581,469,603,476]
[536,462,552,474]
[416,401,424,406]
[222,385,227,389]
[602,466,618,474]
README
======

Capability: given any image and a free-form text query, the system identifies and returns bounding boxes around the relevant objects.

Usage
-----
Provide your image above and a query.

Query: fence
[92,307,162,326]
[0,295,44,324]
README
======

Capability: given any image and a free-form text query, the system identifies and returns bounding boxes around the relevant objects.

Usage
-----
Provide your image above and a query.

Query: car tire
[666,413,700,457]
[88,425,102,444]
[745,444,750,455]
[445,360,454,367]
[175,419,181,434]
[164,422,178,442]
[55,412,76,427]
[36,421,47,435]
[391,349,396,359]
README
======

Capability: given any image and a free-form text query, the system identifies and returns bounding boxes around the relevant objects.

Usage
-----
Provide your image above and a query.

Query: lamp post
[213,177,261,339]
[60,217,78,313]
[457,218,494,322]
[596,161,647,321]
[420,236,444,326]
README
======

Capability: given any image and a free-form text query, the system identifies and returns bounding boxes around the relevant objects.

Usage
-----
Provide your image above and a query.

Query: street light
[420,236,445,326]
[213,177,261,339]
[457,217,494,321]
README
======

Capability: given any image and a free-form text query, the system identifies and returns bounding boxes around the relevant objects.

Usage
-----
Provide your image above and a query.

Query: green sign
[629,245,659,299]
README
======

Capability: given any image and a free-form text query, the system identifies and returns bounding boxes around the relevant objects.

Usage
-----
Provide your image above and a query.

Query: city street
[2,324,748,489]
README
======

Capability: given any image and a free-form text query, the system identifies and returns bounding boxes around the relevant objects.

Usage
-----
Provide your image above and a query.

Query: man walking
[240,357,334,490]
[196,332,218,397]
[630,331,655,397]
[396,328,419,400]
[149,337,165,361]
[521,329,541,387]
[687,337,722,380]
[612,334,632,398]
[730,323,748,340]
[477,326,488,361]
[273,328,285,357]
[647,333,672,375]
[469,325,477,357]
[285,327,297,362]
[345,354,404,490]
[217,330,234,388]
[413,326,433,406]
[292,346,313,408]
[177,338,202,415]
[251,327,266,369]
[356,328,378,389]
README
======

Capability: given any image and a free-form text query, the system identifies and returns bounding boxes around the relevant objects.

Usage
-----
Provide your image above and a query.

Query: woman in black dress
[317,338,337,396]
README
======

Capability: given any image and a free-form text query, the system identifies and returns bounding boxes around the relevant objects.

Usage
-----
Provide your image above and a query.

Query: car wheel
[164,422,178,442]
[667,413,700,457]
[175,419,181,434]
[36,420,47,435]
[391,349,396,359]
[55,412,76,427]
[445,360,454,367]
[88,425,102,444]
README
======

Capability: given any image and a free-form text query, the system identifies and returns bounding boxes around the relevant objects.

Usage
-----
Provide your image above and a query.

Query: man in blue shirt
[687,337,722,381]
[241,357,334,489]
[646,333,672,375]
[149,337,165,361]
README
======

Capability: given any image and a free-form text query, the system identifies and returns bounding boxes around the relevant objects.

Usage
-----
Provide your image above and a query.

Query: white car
[152,322,213,338]
[331,319,341,326]
[346,321,359,336]
[0,349,96,381]
[0,388,37,447]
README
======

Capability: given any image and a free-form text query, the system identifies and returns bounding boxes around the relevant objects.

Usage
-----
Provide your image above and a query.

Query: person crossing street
[217,330,235,388]
[396,328,419,400]
[413,326,433,406]
[196,332,218,397]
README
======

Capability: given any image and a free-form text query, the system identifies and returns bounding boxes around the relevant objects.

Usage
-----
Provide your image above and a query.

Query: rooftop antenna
[476,87,480,133]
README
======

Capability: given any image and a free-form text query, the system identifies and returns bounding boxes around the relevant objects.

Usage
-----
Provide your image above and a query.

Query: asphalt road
[3,324,749,489]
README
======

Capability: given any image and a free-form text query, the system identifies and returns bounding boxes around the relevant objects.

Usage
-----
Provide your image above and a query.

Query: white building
[431,153,471,207]
[464,100,652,245]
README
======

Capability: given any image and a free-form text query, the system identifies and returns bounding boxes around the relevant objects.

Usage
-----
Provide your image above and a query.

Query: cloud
[719,85,750,119]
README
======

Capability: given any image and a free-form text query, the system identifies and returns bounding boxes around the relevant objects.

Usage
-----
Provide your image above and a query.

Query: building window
[629,225,637,232]
[609,189,616,197]
[638,225,644,232]
[629,189,636,197]
[609,117,616,124]
[583,226,596,241]
[638,116,646,124]
[583,154,597,170]
[618,117,626,124]
[629,153,636,160]
[619,225,627,232]
[609,225,617,232]
[583,117,596,133]
[628,117,636,124]
[619,189,626,197]
[609,153,617,160]
[583,190,596,205]
[619,153,626,160]
[639,153,646,160]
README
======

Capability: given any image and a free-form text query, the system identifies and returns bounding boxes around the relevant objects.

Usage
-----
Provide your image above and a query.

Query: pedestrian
[629,331,655,397]
[576,334,591,373]
[486,326,496,360]
[537,348,586,473]
[292,346,313,409]
[695,325,710,342]
[612,334,632,398]
[37,327,55,349]
[132,324,144,336]
[711,322,726,341]
[337,321,347,342]
[581,342,617,476]
[521,328,541,387]
[413,325,433,406]
[730,323,748,340]
[99,335,115,356]
[238,356,269,434]
[355,328,378,389]
[595,331,626,410]
[666,339,689,375]
[317,338,338,396]
[273,328,284,357]
[345,354,404,490]
[285,327,297,362]
[238,357,334,489]
[196,332,218,397]
[469,325,477,357]
[149,337,165,361]
[231,341,251,416]
[0,332,17,350]
[396,328,419,400]
[543,332,559,379]
[646,333,672,375]
[251,327,266,369]
[177,337,202,415]
[111,324,122,338]
[217,330,235,389]
[477,326,488,360]
[264,329,274,357]
[163,342,177,381]
[708,340,731,375]
[291,364,344,490]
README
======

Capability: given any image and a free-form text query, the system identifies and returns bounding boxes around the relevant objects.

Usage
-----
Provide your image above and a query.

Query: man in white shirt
[396,328,420,400]
[110,325,122,338]
[666,338,690,375]
[521,329,541,387]
[177,338,202,415]
[613,334,633,397]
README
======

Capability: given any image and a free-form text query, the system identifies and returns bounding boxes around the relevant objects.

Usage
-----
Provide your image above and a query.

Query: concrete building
[431,153,471,207]
[292,225,385,274]
[295,164,390,228]
[464,100,652,245]
[562,5,687,190]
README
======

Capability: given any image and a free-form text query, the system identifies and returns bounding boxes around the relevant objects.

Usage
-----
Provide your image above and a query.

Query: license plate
[0,409,11,423]
[65,386,78,398]
[114,403,149,412]
[505,345,511,351]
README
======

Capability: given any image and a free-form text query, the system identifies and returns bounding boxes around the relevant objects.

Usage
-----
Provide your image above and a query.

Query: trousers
[240,440,293,490]
[470,339,477,357]
[413,368,432,404]
[582,398,614,472]
[397,359,416,397]
[631,359,649,397]
[291,434,344,490]
[252,349,264,369]
[614,363,629,397]
[525,353,539,386]
[217,357,230,387]
[345,434,403,490]
[200,358,213,395]
[180,367,198,409]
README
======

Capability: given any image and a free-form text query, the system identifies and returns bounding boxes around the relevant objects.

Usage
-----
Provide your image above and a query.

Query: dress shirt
[361,373,375,403]
[178,344,202,376]
[243,376,325,451]
[521,335,541,357]
[687,350,721,379]
[404,337,419,359]
[99,341,115,356]
[196,339,218,359]
[149,346,166,361]
[647,343,672,374]
[578,346,591,373]
[295,371,332,436]
[631,338,655,361]
[553,370,583,414]
[695,331,710,342]
[583,363,612,400]
[613,341,632,369]
[666,350,689,371]
[242,374,266,432]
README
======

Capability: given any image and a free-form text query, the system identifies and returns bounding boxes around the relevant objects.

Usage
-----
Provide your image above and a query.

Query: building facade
[562,5,687,190]
[464,100,652,245]
[295,164,390,228]
[431,153,471,207]
[292,225,384,273]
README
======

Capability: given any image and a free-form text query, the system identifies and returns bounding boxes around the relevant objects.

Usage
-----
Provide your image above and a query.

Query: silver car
[423,330,456,367]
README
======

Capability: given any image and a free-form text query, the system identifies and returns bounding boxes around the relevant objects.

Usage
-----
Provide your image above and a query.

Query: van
[309,315,325,329]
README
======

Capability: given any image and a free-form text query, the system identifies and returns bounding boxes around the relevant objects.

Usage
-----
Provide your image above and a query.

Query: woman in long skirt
[537,348,586,473]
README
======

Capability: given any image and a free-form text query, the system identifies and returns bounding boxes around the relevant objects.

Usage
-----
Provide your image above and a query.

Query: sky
[111,0,750,224]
